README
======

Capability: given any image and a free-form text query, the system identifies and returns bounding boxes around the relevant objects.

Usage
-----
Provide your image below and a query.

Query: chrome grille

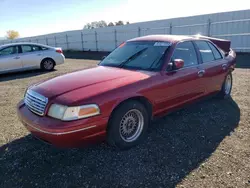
[24,89,48,116]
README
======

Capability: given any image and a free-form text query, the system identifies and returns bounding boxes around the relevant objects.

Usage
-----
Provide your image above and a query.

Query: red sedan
[17,35,236,149]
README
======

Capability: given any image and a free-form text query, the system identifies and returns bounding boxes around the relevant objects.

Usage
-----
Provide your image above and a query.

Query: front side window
[99,41,171,71]
[171,41,198,67]
[21,45,33,53]
[195,41,215,63]
[207,42,222,60]
[0,46,18,56]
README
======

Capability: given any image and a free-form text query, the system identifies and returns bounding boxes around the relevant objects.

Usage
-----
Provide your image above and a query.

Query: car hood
[32,66,153,102]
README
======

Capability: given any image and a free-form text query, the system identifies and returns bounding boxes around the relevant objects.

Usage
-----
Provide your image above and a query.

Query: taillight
[56,49,63,54]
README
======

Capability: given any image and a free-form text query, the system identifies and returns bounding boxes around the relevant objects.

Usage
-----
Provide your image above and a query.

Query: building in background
[1,9,250,52]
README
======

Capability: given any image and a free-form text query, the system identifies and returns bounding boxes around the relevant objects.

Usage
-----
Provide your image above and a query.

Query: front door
[0,45,22,72]
[153,41,204,116]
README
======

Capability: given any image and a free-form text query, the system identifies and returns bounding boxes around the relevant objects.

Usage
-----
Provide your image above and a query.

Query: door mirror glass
[173,59,184,69]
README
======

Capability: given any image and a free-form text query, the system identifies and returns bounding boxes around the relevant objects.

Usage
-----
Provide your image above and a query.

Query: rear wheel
[107,100,149,150]
[218,72,233,98]
[41,58,55,71]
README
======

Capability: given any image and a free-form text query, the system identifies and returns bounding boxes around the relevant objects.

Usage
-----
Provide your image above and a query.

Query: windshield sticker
[154,42,172,47]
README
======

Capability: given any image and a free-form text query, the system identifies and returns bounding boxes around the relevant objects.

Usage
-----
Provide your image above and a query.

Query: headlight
[48,104,100,121]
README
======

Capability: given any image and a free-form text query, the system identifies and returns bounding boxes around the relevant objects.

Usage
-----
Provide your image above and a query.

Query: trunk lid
[195,35,231,53]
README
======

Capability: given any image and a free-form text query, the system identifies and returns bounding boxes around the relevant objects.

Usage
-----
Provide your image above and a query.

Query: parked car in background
[17,35,236,150]
[0,42,65,74]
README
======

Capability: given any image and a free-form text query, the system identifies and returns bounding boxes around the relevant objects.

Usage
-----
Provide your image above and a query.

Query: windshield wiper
[118,47,148,68]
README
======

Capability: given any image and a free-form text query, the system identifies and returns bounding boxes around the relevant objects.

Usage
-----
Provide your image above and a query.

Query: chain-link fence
[1,11,250,52]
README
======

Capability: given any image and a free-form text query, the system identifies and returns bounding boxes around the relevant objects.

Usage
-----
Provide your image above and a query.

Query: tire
[107,100,149,150]
[41,58,55,71]
[218,72,233,99]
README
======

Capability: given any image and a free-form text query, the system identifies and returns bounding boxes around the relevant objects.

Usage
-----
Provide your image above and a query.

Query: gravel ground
[0,59,249,188]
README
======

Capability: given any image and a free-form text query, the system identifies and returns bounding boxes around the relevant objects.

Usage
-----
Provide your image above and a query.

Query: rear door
[0,45,22,72]
[19,45,43,69]
[154,41,204,115]
[194,40,227,94]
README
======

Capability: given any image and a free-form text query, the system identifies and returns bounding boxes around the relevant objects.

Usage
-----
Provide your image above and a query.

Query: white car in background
[0,42,65,74]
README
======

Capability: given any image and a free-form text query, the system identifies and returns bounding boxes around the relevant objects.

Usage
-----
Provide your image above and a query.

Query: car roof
[127,34,201,44]
[0,42,52,49]
[127,34,231,54]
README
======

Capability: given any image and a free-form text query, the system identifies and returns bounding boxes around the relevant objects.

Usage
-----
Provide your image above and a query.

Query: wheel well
[40,58,56,68]
[109,96,153,123]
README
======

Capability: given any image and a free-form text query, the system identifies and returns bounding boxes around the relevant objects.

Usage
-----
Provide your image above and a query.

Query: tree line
[2,20,130,40]
[83,20,129,29]
[5,30,20,40]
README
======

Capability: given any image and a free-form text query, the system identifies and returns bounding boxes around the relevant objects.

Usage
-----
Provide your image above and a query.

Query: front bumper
[17,100,108,148]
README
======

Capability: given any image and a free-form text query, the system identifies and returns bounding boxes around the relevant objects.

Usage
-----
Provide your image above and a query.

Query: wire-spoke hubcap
[44,60,53,70]
[119,109,144,142]
[225,74,232,95]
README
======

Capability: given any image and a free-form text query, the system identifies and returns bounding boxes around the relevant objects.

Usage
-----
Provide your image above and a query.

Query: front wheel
[107,101,149,150]
[218,72,233,98]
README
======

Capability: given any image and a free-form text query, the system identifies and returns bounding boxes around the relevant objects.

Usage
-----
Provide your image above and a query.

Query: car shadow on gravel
[0,97,240,188]
[0,69,57,82]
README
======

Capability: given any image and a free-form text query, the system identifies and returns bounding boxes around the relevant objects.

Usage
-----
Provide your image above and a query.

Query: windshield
[99,41,171,71]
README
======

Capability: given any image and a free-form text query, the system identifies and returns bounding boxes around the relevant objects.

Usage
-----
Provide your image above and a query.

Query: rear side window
[21,45,33,53]
[207,42,222,60]
[0,46,18,56]
[195,41,215,63]
[21,45,43,53]
[172,41,198,67]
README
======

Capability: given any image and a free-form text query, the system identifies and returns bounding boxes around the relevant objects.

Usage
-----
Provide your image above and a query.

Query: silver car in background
[0,42,65,74]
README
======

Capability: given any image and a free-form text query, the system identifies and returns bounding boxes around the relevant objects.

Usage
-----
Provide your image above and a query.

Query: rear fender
[227,49,236,71]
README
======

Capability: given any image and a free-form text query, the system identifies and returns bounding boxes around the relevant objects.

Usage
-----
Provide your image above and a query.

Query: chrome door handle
[14,57,20,59]
[222,64,227,70]
[198,70,205,77]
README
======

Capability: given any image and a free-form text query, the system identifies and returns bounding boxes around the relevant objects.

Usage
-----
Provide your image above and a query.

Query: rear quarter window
[207,42,223,60]
[41,46,48,50]
[31,45,42,51]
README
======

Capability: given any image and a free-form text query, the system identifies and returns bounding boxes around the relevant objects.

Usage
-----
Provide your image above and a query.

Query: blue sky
[0,0,248,38]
